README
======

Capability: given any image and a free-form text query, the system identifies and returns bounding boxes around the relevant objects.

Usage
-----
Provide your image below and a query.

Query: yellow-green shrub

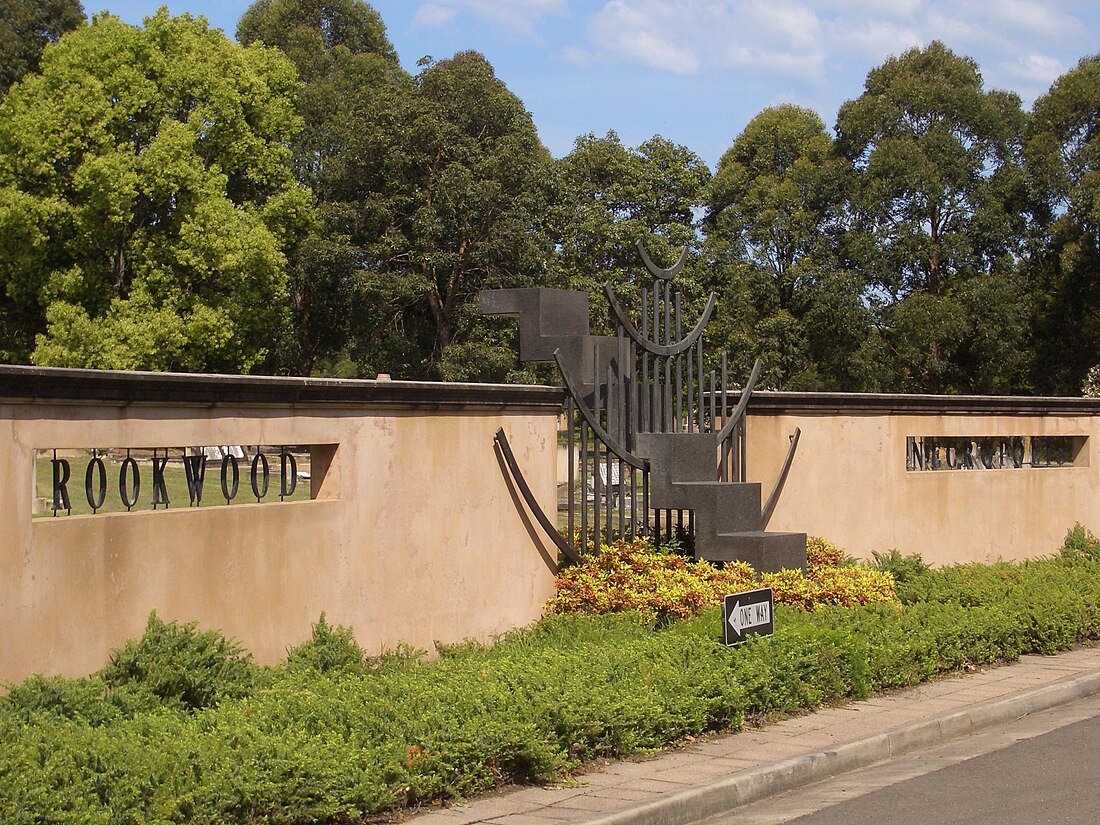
[762,564,898,611]
[547,536,897,618]
[546,538,757,621]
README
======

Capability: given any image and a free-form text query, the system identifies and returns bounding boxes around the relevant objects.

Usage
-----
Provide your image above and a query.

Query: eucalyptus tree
[1025,54,1100,394]
[554,132,711,333]
[237,0,407,374]
[702,104,869,389]
[0,11,313,371]
[349,51,557,381]
[240,1,555,380]
[836,41,1032,393]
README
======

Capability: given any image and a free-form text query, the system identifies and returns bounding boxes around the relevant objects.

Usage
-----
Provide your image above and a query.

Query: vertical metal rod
[686,338,695,434]
[605,364,613,536]
[593,340,603,550]
[652,281,660,352]
[663,281,671,348]
[697,340,706,432]
[580,419,589,554]
[629,339,638,448]
[567,398,575,548]
[722,354,730,480]
[646,354,655,433]
[665,359,672,432]
[709,370,717,438]
[674,293,683,432]
[740,419,747,483]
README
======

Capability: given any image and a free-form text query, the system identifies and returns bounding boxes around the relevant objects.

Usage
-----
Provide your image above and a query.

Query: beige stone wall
[0,392,561,684]
[746,406,1100,566]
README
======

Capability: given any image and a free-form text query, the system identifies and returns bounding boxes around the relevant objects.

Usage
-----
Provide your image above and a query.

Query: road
[704,692,1100,825]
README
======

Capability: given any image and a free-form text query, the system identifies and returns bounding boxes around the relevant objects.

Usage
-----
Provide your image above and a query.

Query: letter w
[183,454,207,505]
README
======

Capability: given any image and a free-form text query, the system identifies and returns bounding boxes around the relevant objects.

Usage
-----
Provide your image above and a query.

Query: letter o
[85,456,107,512]
[119,456,140,510]
[250,452,270,501]
[220,454,239,503]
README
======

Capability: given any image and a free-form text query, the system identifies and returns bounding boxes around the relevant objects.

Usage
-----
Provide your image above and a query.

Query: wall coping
[746,390,1100,416]
[0,365,566,412]
[5,366,1097,417]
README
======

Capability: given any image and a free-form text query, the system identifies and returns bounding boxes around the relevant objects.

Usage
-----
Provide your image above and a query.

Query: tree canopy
[0,11,313,371]
[834,41,1032,393]
[0,0,85,93]
[701,105,868,389]
[1,4,1098,397]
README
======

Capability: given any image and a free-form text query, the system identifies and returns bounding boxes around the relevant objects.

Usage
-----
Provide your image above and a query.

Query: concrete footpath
[405,645,1100,825]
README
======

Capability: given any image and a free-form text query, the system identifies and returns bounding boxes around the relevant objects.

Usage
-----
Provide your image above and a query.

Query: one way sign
[722,587,775,646]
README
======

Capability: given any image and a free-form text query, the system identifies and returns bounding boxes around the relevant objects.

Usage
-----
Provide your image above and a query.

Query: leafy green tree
[240,1,553,380]
[1025,54,1100,394]
[353,51,556,380]
[554,132,711,332]
[0,11,313,371]
[238,0,407,374]
[0,0,84,94]
[702,105,869,389]
[836,41,1032,393]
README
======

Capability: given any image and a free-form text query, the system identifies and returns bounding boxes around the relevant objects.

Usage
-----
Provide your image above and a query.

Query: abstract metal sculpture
[483,243,806,572]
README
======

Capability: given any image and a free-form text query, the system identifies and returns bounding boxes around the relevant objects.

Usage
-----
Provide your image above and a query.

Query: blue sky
[93,1,1100,168]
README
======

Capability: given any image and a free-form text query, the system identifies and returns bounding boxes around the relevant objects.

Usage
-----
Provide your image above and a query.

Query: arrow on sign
[727,599,771,637]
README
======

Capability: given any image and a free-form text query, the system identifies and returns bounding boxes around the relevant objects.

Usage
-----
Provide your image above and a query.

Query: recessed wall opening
[32,445,335,516]
[905,435,1088,472]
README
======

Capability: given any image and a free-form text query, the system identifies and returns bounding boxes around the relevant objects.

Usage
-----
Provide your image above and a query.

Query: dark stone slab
[708,531,808,573]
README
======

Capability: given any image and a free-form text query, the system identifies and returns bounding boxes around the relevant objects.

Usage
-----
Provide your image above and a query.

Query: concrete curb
[579,669,1100,825]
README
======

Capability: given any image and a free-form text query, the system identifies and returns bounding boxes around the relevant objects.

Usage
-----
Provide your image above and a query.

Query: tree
[0,11,314,371]
[239,2,554,380]
[351,51,556,380]
[554,132,711,332]
[238,0,407,374]
[0,0,84,94]
[1025,54,1100,394]
[702,105,869,389]
[835,42,1031,393]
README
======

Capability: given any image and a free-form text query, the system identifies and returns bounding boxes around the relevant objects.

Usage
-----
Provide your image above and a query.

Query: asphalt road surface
[706,692,1100,825]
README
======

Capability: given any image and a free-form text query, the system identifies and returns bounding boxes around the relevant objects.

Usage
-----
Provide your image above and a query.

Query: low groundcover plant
[3,529,1100,824]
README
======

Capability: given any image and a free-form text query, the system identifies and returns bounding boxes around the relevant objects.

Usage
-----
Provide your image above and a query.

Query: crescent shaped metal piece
[761,427,801,530]
[553,349,648,471]
[494,427,582,565]
[715,359,764,443]
[636,241,689,280]
[605,285,717,356]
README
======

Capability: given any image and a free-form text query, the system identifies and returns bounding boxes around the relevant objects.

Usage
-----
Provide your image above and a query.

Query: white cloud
[585,1,702,74]
[579,0,828,85]
[413,0,569,36]
[412,4,457,27]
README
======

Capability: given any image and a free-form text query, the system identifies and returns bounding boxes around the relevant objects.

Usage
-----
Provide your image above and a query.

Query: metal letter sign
[722,587,775,646]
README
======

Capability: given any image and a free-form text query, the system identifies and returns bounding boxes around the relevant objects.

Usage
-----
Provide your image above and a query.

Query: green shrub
[1059,522,1100,561]
[286,613,368,675]
[6,535,1100,823]
[100,611,260,712]
[0,674,118,727]
[870,548,931,583]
